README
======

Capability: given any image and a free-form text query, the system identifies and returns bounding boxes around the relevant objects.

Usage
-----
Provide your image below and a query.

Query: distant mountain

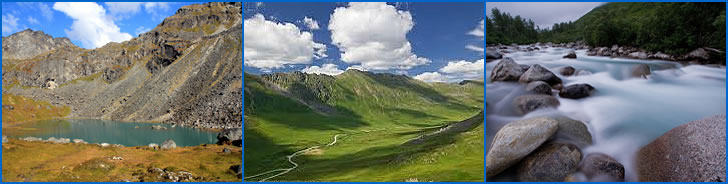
[2,2,242,129]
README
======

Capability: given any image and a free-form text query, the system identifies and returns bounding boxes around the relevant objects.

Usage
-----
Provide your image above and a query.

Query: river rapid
[486,46,726,181]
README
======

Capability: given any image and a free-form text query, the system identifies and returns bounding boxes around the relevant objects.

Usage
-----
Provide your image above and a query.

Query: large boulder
[631,64,651,78]
[684,48,710,61]
[161,139,177,150]
[557,66,576,76]
[553,116,593,146]
[636,114,726,182]
[525,81,552,95]
[514,95,560,114]
[486,117,559,178]
[519,64,562,86]
[580,153,625,182]
[486,48,503,60]
[559,84,595,99]
[563,51,577,59]
[490,58,525,82]
[217,128,242,147]
[517,143,582,182]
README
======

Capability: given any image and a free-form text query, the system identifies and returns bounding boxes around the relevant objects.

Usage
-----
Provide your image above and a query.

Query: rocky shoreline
[486,47,726,181]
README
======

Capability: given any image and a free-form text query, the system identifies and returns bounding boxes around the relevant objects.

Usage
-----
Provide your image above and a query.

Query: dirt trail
[244,134,345,182]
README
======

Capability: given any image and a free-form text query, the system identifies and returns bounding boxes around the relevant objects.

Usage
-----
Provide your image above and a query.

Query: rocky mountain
[2,2,242,129]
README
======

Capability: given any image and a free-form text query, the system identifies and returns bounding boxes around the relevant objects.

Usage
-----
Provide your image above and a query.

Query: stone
[222,147,232,154]
[73,139,86,144]
[149,143,160,150]
[110,156,124,160]
[636,114,726,182]
[517,143,582,182]
[685,48,710,60]
[525,81,552,95]
[486,48,503,60]
[230,164,242,179]
[519,64,562,86]
[100,143,110,147]
[217,128,242,146]
[628,52,648,59]
[486,117,559,178]
[490,58,525,82]
[563,51,577,59]
[519,64,530,72]
[558,66,576,76]
[514,95,560,114]
[631,64,651,78]
[650,52,674,60]
[580,153,625,182]
[2,136,7,144]
[161,139,177,150]
[559,84,595,99]
[152,125,168,130]
[553,117,593,146]
[22,137,42,142]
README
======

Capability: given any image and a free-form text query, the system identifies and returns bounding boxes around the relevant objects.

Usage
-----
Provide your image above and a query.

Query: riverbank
[1,138,241,182]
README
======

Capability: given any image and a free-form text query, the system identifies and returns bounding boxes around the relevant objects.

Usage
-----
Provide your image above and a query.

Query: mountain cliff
[2,2,242,129]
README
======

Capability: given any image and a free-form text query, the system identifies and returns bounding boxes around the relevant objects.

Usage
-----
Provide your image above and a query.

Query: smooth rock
[486,117,559,178]
[72,139,85,144]
[525,81,552,95]
[514,95,560,114]
[217,128,242,146]
[563,51,577,59]
[631,64,651,78]
[161,139,177,150]
[100,143,110,147]
[490,58,525,82]
[553,116,593,146]
[628,52,649,59]
[685,48,710,60]
[558,66,576,76]
[559,84,595,99]
[519,64,562,86]
[486,48,503,59]
[2,136,6,144]
[517,143,582,182]
[636,114,726,182]
[580,153,625,182]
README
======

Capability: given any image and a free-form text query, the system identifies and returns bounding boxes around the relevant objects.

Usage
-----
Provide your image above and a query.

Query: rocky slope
[2,2,242,129]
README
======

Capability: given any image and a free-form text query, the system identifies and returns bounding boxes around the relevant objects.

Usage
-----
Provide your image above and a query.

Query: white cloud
[135,26,151,35]
[468,19,484,39]
[39,3,54,21]
[303,16,320,30]
[53,2,133,49]
[346,65,368,71]
[104,2,169,20]
[329,2,430,71]
[143,2,170,14]
[27,16,39,25]
[301,63,344,76]
[414,59,485,83]
[2,14,19,34]
[466,44,484,52]
[244,14,327,70]
[414,72,447,83]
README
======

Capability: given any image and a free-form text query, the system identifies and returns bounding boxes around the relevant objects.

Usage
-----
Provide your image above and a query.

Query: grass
[244,72,484,182]
[2,94,71,128]
[1,140,241,182]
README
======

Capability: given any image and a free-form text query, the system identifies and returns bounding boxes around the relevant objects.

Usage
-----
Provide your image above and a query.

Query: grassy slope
[2,94,71,127]
[244,71,484,181]
[2,140,241,182]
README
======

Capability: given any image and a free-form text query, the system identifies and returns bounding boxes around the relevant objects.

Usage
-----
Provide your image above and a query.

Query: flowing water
[4,119,218,147]
[485,46,726,182]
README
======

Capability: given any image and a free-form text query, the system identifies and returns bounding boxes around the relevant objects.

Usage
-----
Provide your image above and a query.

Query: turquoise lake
[5,119,218,147]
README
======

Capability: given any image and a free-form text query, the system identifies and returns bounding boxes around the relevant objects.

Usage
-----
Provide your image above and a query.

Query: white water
[486,47,726,182]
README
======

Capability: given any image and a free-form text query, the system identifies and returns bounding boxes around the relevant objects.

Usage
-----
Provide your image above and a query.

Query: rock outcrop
[486,117,559,178]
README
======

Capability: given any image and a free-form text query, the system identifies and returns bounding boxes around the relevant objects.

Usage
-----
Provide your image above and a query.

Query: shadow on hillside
[244,126,297,179]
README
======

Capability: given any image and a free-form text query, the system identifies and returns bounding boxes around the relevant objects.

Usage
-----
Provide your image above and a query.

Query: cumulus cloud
[329,2,430,71]
[39,3,54,21]
[244,14,327,71]
[301,63,344,75]
[303,16,320,30]
[53,2,133,49]
[346,65,368,72]
[468,19,484,39]
[2,14,19,34]
[414,59,484,83]
[104,2,170,20]
[27,16,39,24]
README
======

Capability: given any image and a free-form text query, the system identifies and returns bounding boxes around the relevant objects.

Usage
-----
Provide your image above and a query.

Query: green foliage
[485,8,540,45]
[486,2,726,55]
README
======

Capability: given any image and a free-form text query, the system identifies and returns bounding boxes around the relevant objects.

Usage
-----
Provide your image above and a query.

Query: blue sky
[2,2,200,49]
[244,2,485,83]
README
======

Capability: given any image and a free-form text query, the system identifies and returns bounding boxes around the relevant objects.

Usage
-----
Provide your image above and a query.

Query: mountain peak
[2,28,76,60]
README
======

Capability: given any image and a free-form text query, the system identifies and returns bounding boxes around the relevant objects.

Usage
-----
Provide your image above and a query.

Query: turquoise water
[5,119,218,147]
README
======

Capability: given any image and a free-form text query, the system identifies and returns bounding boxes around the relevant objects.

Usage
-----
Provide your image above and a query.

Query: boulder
[223,147,232,154]
[628,52,648,59]
[563,51,577,59]
[651,52,673,60]
[2,136,7,144]
[519,64,562,86]
[559,84,595,99]
[684,48,710,60]
[553,116,593,146]
[149,143,160,150]
[22,137,42,142]
[486,117,559,178]
[514,95,560,114]
[58,138,71,144]
[580,153,625,182]
[557,66,576,76]
[525,81,552,95]
[517,143,582,182]
[217,128,242,146]
[230,164,242,179]
[161,139,177,150]
[490,58,525,82]
[486,48,503,60]
[152,125,168,130]
[72,139,86,144]
[100,143,110,147]
[631,64,651,78]
[636,114,726,182]
[519,64,530,72]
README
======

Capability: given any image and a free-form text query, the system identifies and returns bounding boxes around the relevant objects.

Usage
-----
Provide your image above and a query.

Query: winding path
[245,134,345,182]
